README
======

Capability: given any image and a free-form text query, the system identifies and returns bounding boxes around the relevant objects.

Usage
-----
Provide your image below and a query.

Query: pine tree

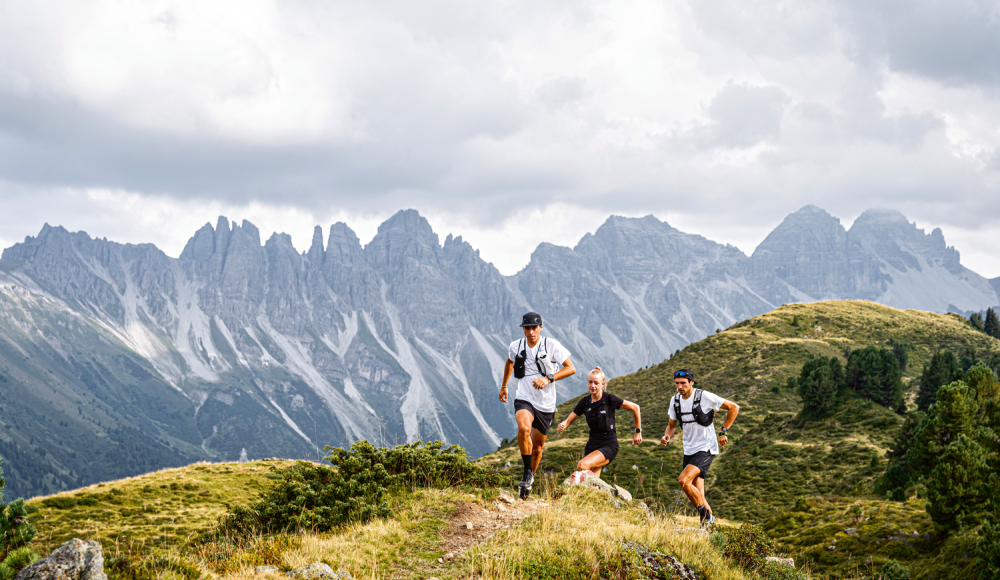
[986,308,1000,339]
[966,362,1000,405]
[926,435,989,530]
[905,381,979,483]
[846,346,905,412]
[890,338,910,371]
[970,312,985,332]
[797,357,844,417]
[916,351,961,412]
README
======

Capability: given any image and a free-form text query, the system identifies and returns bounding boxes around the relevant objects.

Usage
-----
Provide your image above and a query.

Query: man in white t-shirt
[499,312,576,499]
[659,368,740,527]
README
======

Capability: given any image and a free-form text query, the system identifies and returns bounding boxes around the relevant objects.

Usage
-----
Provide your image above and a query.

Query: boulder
[620,541,698,580]
[287,563,340,579]
[559,471,632,501]
[766,556,795,568]
[14,539,106,580]
[613,485,633,502]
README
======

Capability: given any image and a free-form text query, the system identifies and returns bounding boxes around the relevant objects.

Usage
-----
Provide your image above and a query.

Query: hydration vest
[673,389,715,427]
[513,338,549,380]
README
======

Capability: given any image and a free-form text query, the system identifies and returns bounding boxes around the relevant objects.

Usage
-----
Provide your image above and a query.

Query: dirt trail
[440,492,548,556]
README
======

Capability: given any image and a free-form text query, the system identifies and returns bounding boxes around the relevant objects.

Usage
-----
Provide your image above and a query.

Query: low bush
[0,547,39,580]
[719,524,775,572]
[759,559,809,580]
[878,559,911,580]
[218,440,504,536]
[1,457,36,575]
[38,497,77,510]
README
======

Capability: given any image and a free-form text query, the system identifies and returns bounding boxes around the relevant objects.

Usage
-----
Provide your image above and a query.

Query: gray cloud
[842,0,1000,87]
[703,82,790,148]
[0,0,998,277]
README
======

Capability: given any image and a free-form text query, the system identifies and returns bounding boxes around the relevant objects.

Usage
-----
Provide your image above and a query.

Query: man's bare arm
[532,357,577,389]
[720,400,740,430]
[499,359,514,402]
[660,418,677,445]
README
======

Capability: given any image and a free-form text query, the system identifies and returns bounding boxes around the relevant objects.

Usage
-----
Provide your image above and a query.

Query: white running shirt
[507,337,571,413]
[668,390,726,455]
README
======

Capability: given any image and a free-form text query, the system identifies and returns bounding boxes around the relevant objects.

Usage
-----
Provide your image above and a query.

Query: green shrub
[720,524,775,572]
[218,440,504,536]
[760,559,809,580]
[709,532,728,552]
[0,457,36,566]
[39,497,77,509]
[0,547,39,580]
[879,559,911,580]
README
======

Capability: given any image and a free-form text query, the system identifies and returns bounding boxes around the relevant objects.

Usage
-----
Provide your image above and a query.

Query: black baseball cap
[520,312,543,327]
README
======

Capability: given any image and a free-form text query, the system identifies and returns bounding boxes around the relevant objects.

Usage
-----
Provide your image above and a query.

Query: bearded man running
[660,368,740,527]
[499,312,576,499]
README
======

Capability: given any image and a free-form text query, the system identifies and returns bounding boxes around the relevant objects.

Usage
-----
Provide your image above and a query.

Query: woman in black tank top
[556,367,643,477]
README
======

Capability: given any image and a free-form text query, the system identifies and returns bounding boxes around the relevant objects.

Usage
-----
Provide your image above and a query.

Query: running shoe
[702,513,716,529]
[518,470,534,499]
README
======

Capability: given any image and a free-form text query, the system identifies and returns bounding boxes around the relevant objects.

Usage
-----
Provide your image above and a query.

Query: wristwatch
[546,373,555,382]
[635,428,642,434]
[720,427,728,435]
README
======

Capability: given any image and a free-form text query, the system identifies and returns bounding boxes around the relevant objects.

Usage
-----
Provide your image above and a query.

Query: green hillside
[483,300,1000,578]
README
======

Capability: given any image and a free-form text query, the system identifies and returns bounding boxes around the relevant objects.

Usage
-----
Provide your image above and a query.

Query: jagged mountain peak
[325,222,363,256]
[851,208,910,227]
[375,209,437,241]
[587,214,677,242]
[308,225,325,258]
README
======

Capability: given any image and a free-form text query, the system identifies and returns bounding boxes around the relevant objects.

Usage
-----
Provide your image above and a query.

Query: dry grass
[184,485,757,580]
[464,487,753,580]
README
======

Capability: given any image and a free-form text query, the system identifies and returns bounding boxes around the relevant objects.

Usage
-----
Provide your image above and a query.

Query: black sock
[521,454,532,473]
[698,505,707,518]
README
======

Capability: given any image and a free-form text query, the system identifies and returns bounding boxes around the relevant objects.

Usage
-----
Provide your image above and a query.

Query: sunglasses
[674,370,691,379]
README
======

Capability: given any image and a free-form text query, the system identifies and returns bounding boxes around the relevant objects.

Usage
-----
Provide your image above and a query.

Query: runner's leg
[529,428,547,472]
[515,409,535,456]
[577,450,609,476]
[696,477,712,514]
[678,464,707,509]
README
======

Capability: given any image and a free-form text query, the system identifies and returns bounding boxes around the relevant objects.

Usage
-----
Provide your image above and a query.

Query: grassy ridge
[483,300,1000,577]
[26,460,297,556]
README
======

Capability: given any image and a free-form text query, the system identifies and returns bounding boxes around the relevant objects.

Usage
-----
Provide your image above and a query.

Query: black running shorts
[584,437,619,465]
[514,399,555,435]
[682,450,715,479]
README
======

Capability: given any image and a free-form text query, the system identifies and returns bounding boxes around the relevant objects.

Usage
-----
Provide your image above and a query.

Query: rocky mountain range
[0,205,995,498]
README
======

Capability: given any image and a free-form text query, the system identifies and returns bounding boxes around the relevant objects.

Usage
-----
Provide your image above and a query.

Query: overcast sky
[1,0,999,276]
